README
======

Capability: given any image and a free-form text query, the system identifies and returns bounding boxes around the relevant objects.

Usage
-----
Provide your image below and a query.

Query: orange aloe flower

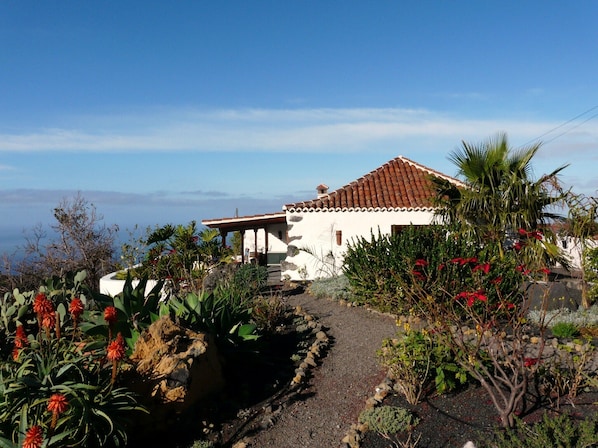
[69,297,84,319]
[107,333,126,362]
[104,306,118,324]
[22,425,44,448]
[33,293,53,316]
[48,393,69,430]
[107,333,126,385]
[14,325,28,348]
[47,393,69,415]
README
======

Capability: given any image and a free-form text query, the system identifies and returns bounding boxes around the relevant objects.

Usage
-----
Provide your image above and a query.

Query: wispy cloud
[1,107,596,156]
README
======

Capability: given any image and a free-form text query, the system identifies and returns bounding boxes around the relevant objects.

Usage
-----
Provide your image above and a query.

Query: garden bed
[361,385,598,448]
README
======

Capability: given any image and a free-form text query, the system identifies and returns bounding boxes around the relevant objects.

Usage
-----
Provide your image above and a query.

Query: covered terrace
[202,212,287,265]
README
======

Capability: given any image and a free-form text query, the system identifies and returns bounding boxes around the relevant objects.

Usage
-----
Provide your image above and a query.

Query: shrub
[308,275,352,301]
[358,405,419,435]
[131,222,232,295]
[359,406,419,447]
[484,412,598,448]
[378,328,470,404]
[550,321,580,338]
[369,225,558,428]
[250,294,288,332]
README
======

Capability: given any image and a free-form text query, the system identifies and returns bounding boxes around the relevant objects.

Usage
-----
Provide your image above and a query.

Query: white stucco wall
[242,223,288,263]
[556,236,598,271]
[281,208,436,281]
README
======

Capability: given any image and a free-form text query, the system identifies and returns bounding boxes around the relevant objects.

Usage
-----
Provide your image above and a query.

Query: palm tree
[433,133,568,258]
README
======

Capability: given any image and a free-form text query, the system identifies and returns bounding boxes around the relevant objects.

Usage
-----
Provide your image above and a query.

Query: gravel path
[245,293,397,448]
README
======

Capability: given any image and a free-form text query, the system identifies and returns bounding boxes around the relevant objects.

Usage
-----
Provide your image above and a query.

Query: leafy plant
[378,329,470,404]
[80,273,164,354]
[0,272,146,447]
[484,412,598,448]
[130,222,232,295]
[250,294,288,332]
[359,405,419,446]
[164,288,258,348]
[308,275,352,301]
[551,322,580,338]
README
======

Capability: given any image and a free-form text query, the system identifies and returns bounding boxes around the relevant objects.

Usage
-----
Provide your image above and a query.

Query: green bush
[308,275,352,301]
[551,321,580,338]
[484,412,598,448]
[378,329,471,404]
[358,405,419,435]
[584,245,598,305]
[344,225,525,315]
[130,222,232,295]
[250,294,288,332]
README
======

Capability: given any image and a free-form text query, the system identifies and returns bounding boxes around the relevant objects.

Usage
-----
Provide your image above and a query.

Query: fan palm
[433,133,568,256]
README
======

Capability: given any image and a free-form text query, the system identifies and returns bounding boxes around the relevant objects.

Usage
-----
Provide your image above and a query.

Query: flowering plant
[0,271,146,447]
[386,226,553,428]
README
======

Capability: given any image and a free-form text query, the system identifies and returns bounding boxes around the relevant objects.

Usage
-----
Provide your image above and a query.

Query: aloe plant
[0,272,147,447]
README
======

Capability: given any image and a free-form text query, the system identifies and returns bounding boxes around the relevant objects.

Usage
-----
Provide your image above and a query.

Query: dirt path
[245,293,397,448]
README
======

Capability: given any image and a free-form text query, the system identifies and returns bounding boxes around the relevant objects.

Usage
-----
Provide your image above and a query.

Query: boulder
[129,315,225,416]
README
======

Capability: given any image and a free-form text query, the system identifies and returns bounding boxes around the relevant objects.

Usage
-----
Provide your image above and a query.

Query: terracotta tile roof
[284,156,464,211]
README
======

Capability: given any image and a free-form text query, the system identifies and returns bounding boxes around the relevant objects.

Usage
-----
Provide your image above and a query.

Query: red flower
[33,293,53,316]
[539,267,551,275]
[14,326,28,348]
[516,265,531,275]
[411,270,426,281]
[414,259,428,267]
[473,263,491,274]
[490,276,503,285]
[104,306,118,324]
[22,425,44,448]
[530,230,543,240]
[12,347,20,361]
[47,393,68,415]
[518,228,528,237]
[41,311,56,330]
[524,357,539,367]
[107,333,126,362]
[513,241,524,251]
[497,302,515,311]
[451,257,477,266]
[455,290,487,307]
[69,297,84,319]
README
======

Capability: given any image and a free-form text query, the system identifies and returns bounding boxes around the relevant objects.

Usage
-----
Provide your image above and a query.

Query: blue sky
[1,1,598,253]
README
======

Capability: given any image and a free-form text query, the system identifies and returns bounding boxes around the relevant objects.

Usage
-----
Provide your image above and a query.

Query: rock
[129,315,225,417]
[315,330,328,341]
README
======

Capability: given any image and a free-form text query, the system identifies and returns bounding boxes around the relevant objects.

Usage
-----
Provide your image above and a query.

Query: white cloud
[0,107,596,160]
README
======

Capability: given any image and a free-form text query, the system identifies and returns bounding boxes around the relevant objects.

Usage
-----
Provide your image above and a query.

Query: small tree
[4,193,118,292]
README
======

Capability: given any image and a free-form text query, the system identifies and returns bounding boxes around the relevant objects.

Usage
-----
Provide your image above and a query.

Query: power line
[543,110,598,145]
[522,104,598,147]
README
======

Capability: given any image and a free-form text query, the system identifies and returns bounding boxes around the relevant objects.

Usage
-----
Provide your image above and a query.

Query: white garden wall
[281,208,436,281]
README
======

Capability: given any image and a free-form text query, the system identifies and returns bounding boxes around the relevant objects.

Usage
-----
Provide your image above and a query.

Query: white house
[202,156,465,281]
